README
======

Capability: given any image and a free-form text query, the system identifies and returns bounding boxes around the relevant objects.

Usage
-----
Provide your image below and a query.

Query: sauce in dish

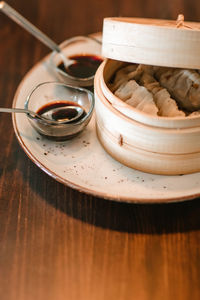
[31,100,88,141]
[58,54,103,78]
[37,100,86,123]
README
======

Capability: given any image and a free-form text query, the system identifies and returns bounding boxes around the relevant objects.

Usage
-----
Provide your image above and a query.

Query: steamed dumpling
[154,89,185,117]
[115,80,136,100]
[140,72,185,117]
[110,62,200,117]
[111,63,140,91]
[115,80,158,115]
[154,67,200,112]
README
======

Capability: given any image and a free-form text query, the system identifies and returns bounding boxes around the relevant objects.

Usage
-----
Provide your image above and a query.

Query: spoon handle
[0,107,24,113]
[0,1,61,53]
[0,107,36,116]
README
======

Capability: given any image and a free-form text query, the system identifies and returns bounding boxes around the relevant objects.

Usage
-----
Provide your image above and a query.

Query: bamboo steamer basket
[94,17,200,175]
[95,63,200,175]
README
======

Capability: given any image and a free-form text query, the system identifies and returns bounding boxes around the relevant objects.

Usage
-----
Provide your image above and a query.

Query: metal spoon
[0,1,72,67]
[0,106,84,124]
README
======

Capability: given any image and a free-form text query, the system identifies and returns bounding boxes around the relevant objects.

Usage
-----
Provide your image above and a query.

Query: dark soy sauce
[35,100,87,141]
[37,100,86,123]
[58,54,103,78]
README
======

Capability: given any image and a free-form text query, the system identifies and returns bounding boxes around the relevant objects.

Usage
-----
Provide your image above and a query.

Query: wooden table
[0,1,200,299]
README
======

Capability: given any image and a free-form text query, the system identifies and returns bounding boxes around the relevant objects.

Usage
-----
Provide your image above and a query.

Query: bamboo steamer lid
[102,15,200,69]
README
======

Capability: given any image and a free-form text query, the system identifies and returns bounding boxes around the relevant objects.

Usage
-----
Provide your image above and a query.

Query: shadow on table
[14,139,200,234]
[59,188,200,234]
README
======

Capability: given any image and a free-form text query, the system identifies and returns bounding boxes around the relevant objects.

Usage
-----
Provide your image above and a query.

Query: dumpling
[140,72,185,117]
[111,63,140,92]
[154,67,200,112]
[115,79,158,115]
[115,80,136,100]
[154,89,185,117]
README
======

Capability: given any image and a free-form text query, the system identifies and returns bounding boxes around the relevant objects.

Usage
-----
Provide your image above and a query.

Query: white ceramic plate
[12,36,200,203]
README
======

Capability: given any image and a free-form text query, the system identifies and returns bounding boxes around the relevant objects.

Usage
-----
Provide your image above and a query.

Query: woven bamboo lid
[102,16,200,69]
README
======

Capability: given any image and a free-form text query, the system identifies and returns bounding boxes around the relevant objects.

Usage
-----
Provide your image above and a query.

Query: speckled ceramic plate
[12,35,200,203]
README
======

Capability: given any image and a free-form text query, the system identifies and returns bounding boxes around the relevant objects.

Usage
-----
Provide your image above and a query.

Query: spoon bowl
[0,105,85,124]
[41,105,84,123]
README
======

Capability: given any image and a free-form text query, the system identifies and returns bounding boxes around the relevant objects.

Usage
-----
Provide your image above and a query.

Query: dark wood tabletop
[0,0,200,299]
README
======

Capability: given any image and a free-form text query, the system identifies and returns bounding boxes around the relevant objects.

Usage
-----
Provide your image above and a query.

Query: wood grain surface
[0,0,200,299]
